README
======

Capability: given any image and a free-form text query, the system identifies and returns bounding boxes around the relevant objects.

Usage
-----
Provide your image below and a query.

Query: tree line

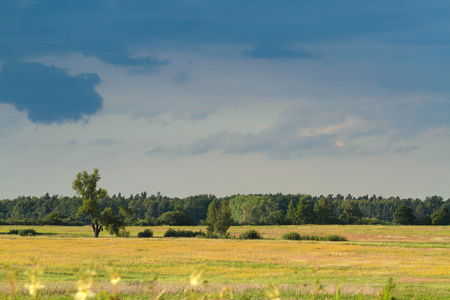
[1,192,448,227]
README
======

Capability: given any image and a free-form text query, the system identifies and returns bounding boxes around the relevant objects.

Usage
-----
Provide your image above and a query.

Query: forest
[1,192,449,226]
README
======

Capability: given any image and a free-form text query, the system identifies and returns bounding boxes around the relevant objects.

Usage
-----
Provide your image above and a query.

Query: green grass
[0,225,449,299]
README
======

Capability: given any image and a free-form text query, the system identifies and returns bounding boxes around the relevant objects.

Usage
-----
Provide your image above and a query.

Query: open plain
[0,225,449,299]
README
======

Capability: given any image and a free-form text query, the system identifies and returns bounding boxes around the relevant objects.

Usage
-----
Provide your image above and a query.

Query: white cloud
[299,117,368,138]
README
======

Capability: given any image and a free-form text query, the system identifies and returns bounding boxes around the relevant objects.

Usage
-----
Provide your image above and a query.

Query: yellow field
[0,225,449,298]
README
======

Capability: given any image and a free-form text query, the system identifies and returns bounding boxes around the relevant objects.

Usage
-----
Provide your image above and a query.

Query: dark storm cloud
[2,1,448,65]
[0,61,103,124]
[1,0,450,138]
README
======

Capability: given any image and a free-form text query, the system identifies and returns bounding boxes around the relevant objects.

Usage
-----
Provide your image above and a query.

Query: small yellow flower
[189,270,204,288]
[26,281,45,297]
[74,270,96,300]
[267,285,280,300]
[25,261,45,298]
[110,275,121,286]
[107,263,121,286]
[74,290,96,300]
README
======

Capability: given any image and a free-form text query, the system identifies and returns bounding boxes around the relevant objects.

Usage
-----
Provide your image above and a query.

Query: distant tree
[183,194,215,224]
[314,197,335,224]
[73,169,130,237]
[393,205,416,225]
[156,210,195,226]
[424,195,444,213]
[206,200,218,233]
[339,200,363,224]
[431,207,449,225]
[206,200,231,237]
[286,200,297,224]
[240,201,259,225]
[39,211,82,226]
[229,195,280,225]
[214,200,232,237]
[297,196,315,224]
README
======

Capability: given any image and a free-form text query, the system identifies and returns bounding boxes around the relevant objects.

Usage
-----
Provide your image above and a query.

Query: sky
[1,0,450,200]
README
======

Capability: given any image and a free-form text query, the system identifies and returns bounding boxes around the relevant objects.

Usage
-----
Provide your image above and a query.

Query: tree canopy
[73,169,130,237]
[1,190,448,227]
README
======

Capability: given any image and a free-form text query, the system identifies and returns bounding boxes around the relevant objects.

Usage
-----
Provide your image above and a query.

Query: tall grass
[2,262,401,300]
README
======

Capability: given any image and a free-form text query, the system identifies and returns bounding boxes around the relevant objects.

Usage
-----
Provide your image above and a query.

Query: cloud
[0,1,169,71]
[3,1,448,69]
[0,60,103,124]
[299,117,367,138]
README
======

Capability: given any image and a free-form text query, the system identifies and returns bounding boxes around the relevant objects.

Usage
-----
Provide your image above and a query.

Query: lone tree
[206,200,231,237]
[206,200,218,233]
[214,200,232,237]
[73,168,130,237]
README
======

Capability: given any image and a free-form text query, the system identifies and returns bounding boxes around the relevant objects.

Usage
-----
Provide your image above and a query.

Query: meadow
[0,225,449,299]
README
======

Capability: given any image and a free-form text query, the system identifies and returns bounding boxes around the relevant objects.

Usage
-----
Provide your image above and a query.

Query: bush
[8,229,19,235]
[137,228,154,238]
[281,232,301,240]
[38,212,83,226]
[323,235,347,242]
[135,217,156,226]
[239,229,262,240]
[117,230,130,238]
[204,232,220,239]
[156,211,196,226]
[163,228,205,238]
[18,229,38,236]
[296,234,347,242]
[355,217,388,225]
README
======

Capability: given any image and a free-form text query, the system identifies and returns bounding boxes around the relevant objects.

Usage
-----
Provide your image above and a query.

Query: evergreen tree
[286,199,298,224]
[206,200,217,233]
[215,200,232,237]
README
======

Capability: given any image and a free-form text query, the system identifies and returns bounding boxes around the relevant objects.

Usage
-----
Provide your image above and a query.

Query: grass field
[0,225,449,299]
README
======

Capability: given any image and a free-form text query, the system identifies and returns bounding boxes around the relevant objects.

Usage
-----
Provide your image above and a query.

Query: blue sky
[1,1,449,199]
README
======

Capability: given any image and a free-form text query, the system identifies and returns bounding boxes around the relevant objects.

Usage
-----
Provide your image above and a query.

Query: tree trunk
[92,221,102,237]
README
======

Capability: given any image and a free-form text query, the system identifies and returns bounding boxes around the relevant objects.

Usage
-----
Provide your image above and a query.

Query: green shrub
[204,232,220,239]
[156,211,196,226]
[299,235,318,241]
[163,228,204,238]
[281,232,301,240]
[117,230,130,238]
[323,235,347,241]
[355,217,388,225]
[239,229,262,240]
[18,229,38,236]
[295,234,347,241]
[8,229,19,235]
[137,228,154,238]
